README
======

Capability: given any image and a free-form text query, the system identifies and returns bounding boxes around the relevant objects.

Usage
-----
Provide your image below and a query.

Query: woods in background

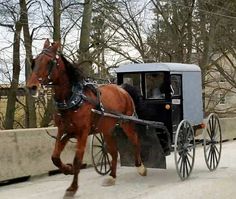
[0,0,235,129]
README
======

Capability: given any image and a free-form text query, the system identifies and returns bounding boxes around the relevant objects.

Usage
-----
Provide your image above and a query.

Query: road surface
[0,141,236,199]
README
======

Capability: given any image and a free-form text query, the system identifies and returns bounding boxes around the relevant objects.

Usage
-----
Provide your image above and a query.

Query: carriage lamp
[165,104,171,110]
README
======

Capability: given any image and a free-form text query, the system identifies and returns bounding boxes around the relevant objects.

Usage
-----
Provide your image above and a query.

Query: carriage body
[116,62,203,138]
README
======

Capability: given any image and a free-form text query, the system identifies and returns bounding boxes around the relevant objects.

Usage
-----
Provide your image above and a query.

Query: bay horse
[26,39,147,196]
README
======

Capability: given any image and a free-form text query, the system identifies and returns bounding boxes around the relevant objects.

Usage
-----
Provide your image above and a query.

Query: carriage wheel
[174,120,195,180]
[91,133,111,175]
[203,113,222,171]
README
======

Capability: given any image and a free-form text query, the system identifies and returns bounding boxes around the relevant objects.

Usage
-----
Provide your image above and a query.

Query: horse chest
[54,111,89,132]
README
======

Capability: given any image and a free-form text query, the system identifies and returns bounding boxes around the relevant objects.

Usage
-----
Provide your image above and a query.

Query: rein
[45,129,76,143]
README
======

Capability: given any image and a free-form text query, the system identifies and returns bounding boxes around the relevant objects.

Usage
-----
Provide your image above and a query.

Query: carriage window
[123,73,142,95]
[171,75,182,96]
[145,72,165,99]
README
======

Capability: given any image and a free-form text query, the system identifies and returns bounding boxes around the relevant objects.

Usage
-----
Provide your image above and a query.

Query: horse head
[26,39,61,97]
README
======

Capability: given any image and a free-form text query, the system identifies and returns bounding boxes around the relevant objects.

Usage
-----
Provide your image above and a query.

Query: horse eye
[31,59,35,70]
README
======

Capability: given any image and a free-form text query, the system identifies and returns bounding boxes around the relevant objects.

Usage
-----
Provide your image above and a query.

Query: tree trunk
[4,20,22,129]
[77,0,93,76]
[40,0,61,127]
[21,0,37,128]
[53,0,61,43]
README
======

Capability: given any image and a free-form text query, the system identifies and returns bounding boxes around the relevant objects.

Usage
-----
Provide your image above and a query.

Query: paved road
[0,141,236,199]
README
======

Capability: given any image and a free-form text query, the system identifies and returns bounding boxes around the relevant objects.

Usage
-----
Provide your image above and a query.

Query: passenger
[147,73,165,99]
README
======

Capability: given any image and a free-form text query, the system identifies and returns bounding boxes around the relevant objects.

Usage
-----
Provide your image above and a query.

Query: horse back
[98,84,135,116]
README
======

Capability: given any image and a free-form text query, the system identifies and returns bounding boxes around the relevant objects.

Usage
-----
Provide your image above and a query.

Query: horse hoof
[63,191,76,198]
[64,186,78,198]
[102,176,116,186]
[137,163,147,176]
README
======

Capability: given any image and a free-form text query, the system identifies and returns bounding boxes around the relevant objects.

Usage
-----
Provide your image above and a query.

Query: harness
[54,82,103,111]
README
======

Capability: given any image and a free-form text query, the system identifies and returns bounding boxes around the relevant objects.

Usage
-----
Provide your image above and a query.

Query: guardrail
[0,127,92,182]
[0,117,235,182]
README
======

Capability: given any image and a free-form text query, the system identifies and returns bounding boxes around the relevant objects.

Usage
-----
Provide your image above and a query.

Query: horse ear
[51,41,60,53]
[44,38,50,49]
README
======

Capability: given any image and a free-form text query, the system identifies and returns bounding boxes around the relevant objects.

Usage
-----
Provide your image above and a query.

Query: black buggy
[90,62,222,180]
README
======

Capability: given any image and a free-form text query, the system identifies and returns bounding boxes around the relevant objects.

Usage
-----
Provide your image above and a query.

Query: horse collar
[54,83,84,111]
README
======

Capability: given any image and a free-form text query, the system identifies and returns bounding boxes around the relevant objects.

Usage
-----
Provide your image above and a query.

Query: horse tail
[121,83,141,111]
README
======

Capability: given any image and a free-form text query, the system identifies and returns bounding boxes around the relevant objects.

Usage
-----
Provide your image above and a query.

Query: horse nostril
[32,85,37,91]
[28,85,38,97]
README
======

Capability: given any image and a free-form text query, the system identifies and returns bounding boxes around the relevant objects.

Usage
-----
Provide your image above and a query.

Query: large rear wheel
[174,120,195,180]
[203,113,222,171]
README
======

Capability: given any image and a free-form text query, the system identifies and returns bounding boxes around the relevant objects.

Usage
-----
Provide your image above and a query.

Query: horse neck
[53,60,73,102]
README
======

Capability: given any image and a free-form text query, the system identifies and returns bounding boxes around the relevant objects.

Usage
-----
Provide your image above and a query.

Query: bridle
[34,48,60,86]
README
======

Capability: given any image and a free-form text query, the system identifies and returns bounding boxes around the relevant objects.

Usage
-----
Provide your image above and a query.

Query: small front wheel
[90,133,111,175]
[174,120,195,180]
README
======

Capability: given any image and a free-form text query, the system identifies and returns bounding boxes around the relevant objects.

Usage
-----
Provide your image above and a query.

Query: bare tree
[2,1,23,129]
[77,0,93,77]
[21,0,37,128]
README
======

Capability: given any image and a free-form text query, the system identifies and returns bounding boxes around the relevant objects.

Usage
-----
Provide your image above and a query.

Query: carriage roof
[115,63,201,73]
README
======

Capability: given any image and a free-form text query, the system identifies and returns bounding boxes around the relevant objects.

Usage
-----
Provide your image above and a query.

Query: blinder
[47,58,57,80]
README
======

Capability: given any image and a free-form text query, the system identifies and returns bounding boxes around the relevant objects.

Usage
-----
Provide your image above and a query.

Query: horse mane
[60,54,85,84]
[121,83,141,109]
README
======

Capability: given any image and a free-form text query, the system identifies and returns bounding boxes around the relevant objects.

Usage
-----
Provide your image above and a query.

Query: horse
[26,39,147,197]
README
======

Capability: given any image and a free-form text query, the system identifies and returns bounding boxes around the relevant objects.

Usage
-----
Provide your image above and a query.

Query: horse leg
[64,132,88,197]
[121,122,147,176]
[100,121,118,186]
[51,135,73,175]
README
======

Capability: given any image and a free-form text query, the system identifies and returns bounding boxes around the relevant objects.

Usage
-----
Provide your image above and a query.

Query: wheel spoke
[94,133,103,144]
[207,147,211,162]
[213,144,220,156]
[212,146,219,165]
[186,155,191,169]
[99,154,105,172]
[182,157,186,178]
[93,144,103,148]
[212,147,217,168]
[93,149,103,160]
[104,152,111,168]
[186,151,193,160]
[185,157,189,176]
[207,128,211,138]
[97,150,104,164]
[177,155,183,164]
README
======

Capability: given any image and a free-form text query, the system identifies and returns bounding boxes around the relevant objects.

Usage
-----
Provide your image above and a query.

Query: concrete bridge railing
[0,117,235,182]
[0,127,92,182]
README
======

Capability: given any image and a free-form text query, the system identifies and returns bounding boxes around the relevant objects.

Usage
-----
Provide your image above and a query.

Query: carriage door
[171,74,183,132]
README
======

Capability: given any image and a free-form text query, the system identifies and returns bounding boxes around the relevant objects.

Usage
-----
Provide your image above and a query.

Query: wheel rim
[203,113,222,171]
[91,133,111,175]
[174,120,195,180]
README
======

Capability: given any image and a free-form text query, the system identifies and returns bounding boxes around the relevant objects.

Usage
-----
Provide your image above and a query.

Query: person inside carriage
[146,72,165,99]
